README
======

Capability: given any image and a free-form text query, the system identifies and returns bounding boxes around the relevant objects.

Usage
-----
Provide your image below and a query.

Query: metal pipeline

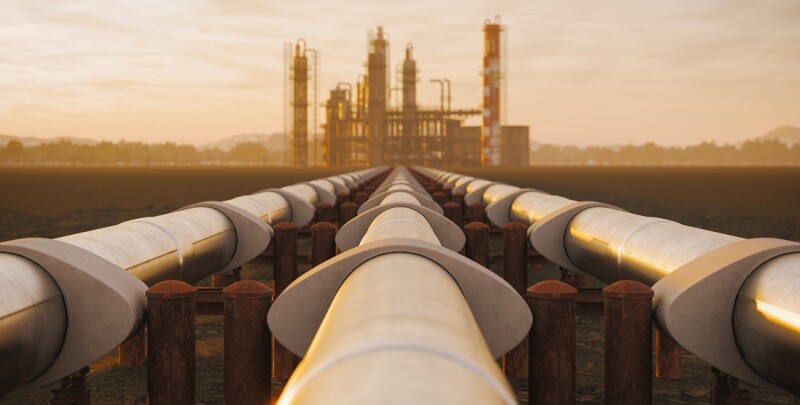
[417,167,800,396]
[0,167,384,396]
[271,167,527,404]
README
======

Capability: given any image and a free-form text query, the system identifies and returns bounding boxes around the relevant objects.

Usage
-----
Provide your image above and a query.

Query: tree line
[530,140,799,165]
[2,138,797,166]
[0,140,290,165]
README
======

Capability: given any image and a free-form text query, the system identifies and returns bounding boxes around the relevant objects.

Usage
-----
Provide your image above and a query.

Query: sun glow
[755,299,800,332]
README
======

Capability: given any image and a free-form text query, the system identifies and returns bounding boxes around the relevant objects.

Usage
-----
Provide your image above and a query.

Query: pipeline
[269,167,531,404]
[417,167,800,397]
[0,167,386,396]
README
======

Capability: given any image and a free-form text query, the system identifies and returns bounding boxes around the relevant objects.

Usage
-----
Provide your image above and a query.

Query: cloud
[0,0,798,145]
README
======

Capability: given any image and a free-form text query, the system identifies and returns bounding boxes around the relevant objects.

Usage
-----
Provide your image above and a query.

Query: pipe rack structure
[0,167,385,397]
[417,167,800,397]
[269,167,531,404]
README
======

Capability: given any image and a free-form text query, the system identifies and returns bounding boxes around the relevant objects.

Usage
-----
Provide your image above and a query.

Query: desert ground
[1,165,798,404]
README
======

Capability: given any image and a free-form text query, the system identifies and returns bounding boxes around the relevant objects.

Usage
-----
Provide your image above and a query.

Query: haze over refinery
[1,0,798,147]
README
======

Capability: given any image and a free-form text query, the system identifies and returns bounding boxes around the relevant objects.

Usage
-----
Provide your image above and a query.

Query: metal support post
[146,280,197,405]
[223,281,273,405]
[603,280,653,405]
[528,281,577,404]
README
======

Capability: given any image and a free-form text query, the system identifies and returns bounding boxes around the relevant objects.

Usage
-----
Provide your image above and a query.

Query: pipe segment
[0,168,383,396]
[270,167,529,404]
[416,166,800,396]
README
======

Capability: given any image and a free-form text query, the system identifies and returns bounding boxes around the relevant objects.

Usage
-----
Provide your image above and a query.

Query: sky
[0,0,798,147]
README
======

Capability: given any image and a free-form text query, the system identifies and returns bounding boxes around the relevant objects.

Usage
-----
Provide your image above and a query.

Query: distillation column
[402,44,417,162]
[292,41,309,166]
[482,18,502,167]
[367,27,388,166]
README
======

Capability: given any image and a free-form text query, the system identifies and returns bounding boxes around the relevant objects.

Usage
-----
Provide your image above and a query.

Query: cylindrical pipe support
[464,222,489,268]
[223,281,273,405]
[311,222,337,267]
[503,221,528,379]
[528,281,577,405]
[603,280,653,405]
[146,280,196,405]
[273,222,300,379]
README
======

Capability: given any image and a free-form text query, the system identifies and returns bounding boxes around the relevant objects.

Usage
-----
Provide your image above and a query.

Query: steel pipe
[0,168,383,396]
[275,167,520,404]
[418,167,800,396]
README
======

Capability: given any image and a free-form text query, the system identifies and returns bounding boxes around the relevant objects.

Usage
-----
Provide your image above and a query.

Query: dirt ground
[1,165,798,404]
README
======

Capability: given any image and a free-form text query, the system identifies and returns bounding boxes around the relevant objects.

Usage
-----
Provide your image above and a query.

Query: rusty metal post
[443,201,463,228]
[711,368,751,405]
[603,280,653,405]
[223,281,273,405]
[338,201,358,228]
[432,191,447,206]
[442,188,452,202]
[211,268,241,288]
[336,191,350,207]
[311,222,337,267]
[349,186,358,201]
[354,191,369,207]
[118,325,145,368]
[49,378,71,405]
[67,367,90,405]
[467,202,486,224]
[655,329,682,379]
[146,280,196,405]
[273,222,300,379]
[528,281,577,405]
[314,202,335,224]
[452,193,465,208]
[464,222,489,267]
[503,221,529,379]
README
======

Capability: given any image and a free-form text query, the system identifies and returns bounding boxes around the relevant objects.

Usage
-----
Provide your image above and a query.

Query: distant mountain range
[2,126,797,150]
[0,134,98,147]
[197,132,287,151]
[750,125,800,146]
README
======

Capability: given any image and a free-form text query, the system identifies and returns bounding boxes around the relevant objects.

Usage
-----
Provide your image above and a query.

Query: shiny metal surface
[279,167,516,404]
[565,207,741,286]
[465,179,493,196]
[509,192,574,224]
[279,254,514,405]
[380,191,421,206]
[0,255,66,393]
[359,207,440,247]
[420,167,800,397]
[482,184,519,205]
[0,168,382,396]
[734,253,800,396]
[58,208,237,286]
[282,184,320,205]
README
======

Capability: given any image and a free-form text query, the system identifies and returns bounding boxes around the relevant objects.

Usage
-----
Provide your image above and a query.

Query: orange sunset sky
[1,1,798,147]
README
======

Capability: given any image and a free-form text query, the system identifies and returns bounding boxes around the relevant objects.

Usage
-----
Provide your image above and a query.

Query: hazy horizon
[2,1,798,147]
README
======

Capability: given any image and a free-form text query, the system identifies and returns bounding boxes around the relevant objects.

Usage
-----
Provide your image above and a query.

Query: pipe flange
[485,188,548,227]
[528,201,623,274]
[268,237,532,359]
[302,182,337,206]
[464,182,498,207]
[0,238,147,389]
[179,201,273,274]
[374,179,428,195]
[337,202,465,252]
[254,188,316,227]
[452,178,478,196]
[325,177,351,195]
[653,238,800,391]
[357,189,443,215]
